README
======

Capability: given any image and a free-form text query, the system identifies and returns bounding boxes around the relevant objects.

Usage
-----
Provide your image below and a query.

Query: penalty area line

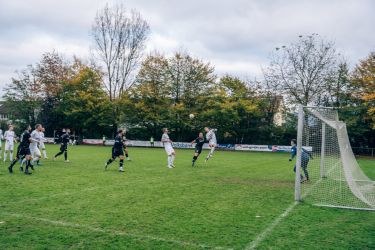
[245,201,298,250]
[246,162,340,249]
[1,212,231,250]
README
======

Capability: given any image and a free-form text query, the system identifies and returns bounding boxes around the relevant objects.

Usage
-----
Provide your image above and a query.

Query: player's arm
[161,136,171,143]
[61,135,66,145]
[289,147,297,161]
[30,134,39,143]
[191,138,197,145]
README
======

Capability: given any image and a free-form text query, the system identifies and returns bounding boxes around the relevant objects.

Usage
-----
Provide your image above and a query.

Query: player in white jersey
[4,125,16,162]
[39,127,48,159]
[161,128,175,169]
[0,128,3,159]
[204,127,217,162]
[30,124,43,165]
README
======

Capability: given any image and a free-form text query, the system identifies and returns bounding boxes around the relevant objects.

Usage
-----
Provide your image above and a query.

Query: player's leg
[8,150,21,173]
[205,144,215,162]
[64,147,69,162]
[24,153,32,175]
[293,164,304,182]
[170,151,176,167]
[0,140,2,159]
[119,155,125,172]
[20,158,26,171]
[42,148,47,159]
[54,145,66,160]
[104,157,116,170]
[167,154,173,168]
[3,143,8,161]
[301,159,309,181]
[105,149,117,170]
[9,145,14,161]
[165,146,174,168]
[125,147,130,161]
[192,150,200,166]
[32,148,42,166]
[41,143,47,159]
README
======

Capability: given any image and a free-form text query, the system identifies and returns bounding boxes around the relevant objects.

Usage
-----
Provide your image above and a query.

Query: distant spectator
[150,136,154,147]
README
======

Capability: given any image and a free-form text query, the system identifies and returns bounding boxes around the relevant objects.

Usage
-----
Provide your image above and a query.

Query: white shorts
[209,140,217,147]
[164,145,175,155]
[5,142,14,151]
[30,147,41,158]
[39,142,46,149]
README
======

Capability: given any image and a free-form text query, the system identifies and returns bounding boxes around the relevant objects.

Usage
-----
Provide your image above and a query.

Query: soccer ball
[189,114,195,119]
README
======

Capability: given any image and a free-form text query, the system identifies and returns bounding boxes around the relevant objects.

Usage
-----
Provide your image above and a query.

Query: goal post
[295,105,375,211]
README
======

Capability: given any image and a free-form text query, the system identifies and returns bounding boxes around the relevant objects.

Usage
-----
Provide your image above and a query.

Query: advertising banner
[79,139,312,153]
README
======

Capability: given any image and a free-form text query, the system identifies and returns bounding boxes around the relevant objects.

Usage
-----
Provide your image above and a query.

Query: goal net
[294,106,375,211]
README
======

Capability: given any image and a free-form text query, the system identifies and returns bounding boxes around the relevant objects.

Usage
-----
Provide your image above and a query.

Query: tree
[264,34,340,106]
[120,52,216,141]
[323,62,352,107]
[166,52,216,140]
[122,53,171,137]
[352,52,375,129]
[201,75,260,143]
[91,3,150,100]
[3,65,43,125]
[35,52,69,134]
[57,60,113,138]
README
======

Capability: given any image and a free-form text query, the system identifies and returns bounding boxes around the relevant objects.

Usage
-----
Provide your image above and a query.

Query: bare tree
[92,4,150,100]
[263,34,339,106]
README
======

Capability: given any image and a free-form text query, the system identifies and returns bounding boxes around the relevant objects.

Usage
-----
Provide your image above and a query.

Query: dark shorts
[112,148,124,159]
[60,144,68,152]
[195,147,202,154]
[17,146,30,158]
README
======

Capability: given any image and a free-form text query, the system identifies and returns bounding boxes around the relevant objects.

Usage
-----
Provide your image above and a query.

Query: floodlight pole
[320,123,326,178]
[295,105,304,201]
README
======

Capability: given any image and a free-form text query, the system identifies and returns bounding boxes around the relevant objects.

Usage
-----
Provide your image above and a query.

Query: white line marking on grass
[1,212,231,250]
[246,201,298,250]
[246,162,341,249]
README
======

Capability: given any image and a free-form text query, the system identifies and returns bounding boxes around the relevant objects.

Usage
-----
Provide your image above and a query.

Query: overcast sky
[0,0,374,94]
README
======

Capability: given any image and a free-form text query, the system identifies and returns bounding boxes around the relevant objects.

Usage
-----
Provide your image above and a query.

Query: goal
[294,105,375,211]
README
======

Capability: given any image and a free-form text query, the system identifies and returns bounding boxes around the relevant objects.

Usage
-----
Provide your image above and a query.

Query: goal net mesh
[297,107,375,210]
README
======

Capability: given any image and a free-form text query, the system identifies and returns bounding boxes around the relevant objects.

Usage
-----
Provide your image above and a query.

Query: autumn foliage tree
[352,52,375,128]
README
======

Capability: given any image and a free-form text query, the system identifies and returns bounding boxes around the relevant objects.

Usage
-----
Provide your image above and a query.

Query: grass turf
[0,145,374,249]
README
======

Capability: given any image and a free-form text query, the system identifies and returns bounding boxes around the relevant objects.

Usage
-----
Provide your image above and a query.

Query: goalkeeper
[289,139,313,182]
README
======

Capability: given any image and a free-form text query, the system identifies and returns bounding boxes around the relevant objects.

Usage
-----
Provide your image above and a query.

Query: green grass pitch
[0,145,374,249]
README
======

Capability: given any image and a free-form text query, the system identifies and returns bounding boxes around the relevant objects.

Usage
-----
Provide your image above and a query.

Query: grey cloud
[0,0,374,94]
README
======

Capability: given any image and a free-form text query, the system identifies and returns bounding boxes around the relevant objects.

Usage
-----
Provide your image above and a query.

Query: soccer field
[0,145,374,249]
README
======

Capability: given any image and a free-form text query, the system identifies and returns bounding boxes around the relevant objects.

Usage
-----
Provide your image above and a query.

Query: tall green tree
[57,60,113,138]
[352,52,375,129]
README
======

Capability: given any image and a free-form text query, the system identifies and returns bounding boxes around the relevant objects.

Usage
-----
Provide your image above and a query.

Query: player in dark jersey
[122,129,131,161]
[53,128,70,162]
[8,125,33,175]
[104,130,125,172]
[191,132,206,167]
